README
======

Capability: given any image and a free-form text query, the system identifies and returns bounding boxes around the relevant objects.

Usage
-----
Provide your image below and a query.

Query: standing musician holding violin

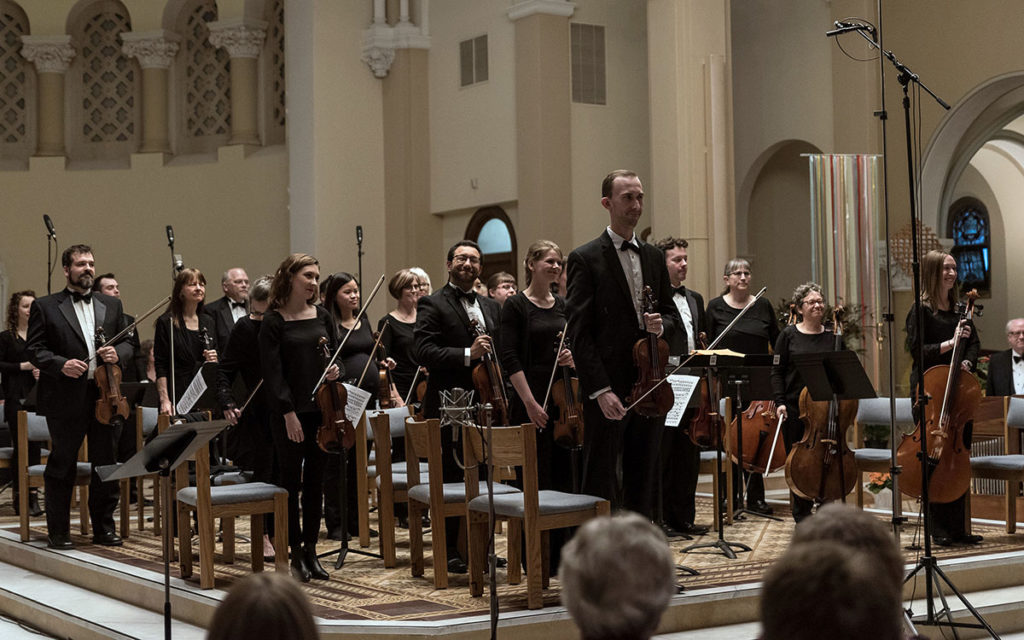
[770,283,842,522]
[414,239,502,575]
[26,244,134,549]
[566,170,679,518]
[904,250,981,547]
[259,254,341,582]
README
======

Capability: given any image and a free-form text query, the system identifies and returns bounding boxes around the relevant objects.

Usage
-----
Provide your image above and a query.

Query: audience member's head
[760,541,903,640]
[206,572,319,640]
[561,513,675,640]
[790,503,905,589]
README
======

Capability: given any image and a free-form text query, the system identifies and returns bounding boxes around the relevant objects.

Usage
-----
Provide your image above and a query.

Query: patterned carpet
[6,494,1024,622]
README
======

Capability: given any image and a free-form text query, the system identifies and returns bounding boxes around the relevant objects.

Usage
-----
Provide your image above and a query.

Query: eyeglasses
[1008,331,1024,337]
[452,255,481,265]
[803,299,825,307]
[730,271,751,278]
[404,284,424,291]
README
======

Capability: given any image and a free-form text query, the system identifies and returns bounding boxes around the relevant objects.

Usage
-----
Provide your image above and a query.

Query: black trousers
[271,412,325,548]
[661,421,701,527]
[322,442,359,537]
[44,391,119,536]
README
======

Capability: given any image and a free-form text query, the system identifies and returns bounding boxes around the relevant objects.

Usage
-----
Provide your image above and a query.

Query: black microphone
[356,225,363,244]
[826,21,872,37]
[43,214,56,239]
[166,225,175,248]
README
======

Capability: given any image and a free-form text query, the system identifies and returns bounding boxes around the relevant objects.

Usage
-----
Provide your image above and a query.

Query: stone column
[20,36,75,157]
[508,1,575,259]
[121,30,180,154]
[209,18,267,146]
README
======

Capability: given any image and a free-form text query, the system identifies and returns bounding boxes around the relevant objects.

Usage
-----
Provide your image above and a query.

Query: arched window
[465,206,517,283]
[174,0,230,154]
[946,196,991,295]
[67,0,138,162]
[261,0,285,145]
[0,0,32,166]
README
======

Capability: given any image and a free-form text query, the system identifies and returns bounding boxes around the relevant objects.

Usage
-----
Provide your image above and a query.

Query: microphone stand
[356,226,364,294]
[43,216,56,295]
[832,12,997,637]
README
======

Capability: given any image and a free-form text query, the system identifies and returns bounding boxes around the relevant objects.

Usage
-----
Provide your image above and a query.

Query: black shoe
[28,493,43,518]
[92,532,123,547]
[955,534,983,545]
[47,533,74,550]
[659,521,688,539]
[447,556,468,574]
[677,522,710,536]
[747,500,774,515]
[327,527,344,541]
[495,556,507,568]
[303,546,330,580]
[933,536,954,547]
[397,515,409,529]
[291,549,311,582]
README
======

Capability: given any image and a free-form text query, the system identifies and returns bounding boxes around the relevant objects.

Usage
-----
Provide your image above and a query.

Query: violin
[374,328,394,410]
[626,286,674,417]
[784,307,859,503]
[93,328,129,427]
[315,337,355,452]
[470,319,509,426]
[550,331,584,449]
[687,332,718,449]
[728,400,786,474]
[897,290,980,504]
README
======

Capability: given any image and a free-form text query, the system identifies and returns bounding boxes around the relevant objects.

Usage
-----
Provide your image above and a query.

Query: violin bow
[237,379,264,414]
[624,286,768,413]
[310,273,386,400]
[541,322,569,414]
[356,319,389,387]
[403,366,423,407]
[88,295,172,363]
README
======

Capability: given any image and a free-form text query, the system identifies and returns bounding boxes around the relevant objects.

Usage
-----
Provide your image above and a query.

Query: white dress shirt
[606,227,644,329]
[70,291,97,378]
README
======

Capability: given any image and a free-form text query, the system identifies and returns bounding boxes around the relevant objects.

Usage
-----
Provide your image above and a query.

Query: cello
[93,328,130,428]
[727,400,786,474]
[785,307,859,503]
[897,290,980,504]
[626,286,674,417]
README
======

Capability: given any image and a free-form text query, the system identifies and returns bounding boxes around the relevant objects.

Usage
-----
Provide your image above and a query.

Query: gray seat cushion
[468,490,605,518]
[854,448,891,464]
[408,481,520,505]
[971,455,1024,473]
[0,447,48,461]
[177,482,286,507]
[368,460,426,479]
[213,471,251,486]
[28,462,90,477]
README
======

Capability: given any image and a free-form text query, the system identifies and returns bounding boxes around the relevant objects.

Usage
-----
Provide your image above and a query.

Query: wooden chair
[0,418,49,507]
[358,406,414,548]
[405,417,519,589]
[969,395,1024,533]
[851,397,913,508]
[464,423,610,609]
[368,408,421,567]
[18,411,90,542]
[172,414,289,589]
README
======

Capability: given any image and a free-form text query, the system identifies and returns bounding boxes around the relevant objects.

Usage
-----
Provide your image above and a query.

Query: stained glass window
[947,197,990,295]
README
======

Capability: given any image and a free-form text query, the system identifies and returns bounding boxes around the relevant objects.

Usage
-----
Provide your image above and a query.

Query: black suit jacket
[666,287,705,358]
[414,285,501,418]
[202,296,240,356]
[26,290,133,420]
[986,349,1016,396]
[566,232,680,399]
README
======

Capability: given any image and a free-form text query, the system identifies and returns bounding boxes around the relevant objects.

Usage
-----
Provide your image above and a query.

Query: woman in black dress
[706,258,779,515]
[771,282,841,522]
[905,250,981,546]
[154,269,218,416]
[0,290,42,516]
[500,240,574,571]
[379,268,426,403]
[260,254,340,581]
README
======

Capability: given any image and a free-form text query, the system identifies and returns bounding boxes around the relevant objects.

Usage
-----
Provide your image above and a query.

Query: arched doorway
[465,206,517,284]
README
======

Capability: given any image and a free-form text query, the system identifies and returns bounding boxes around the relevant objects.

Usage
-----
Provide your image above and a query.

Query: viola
[897,290,980,504]
[626,286,674,417]
[784,307,859,503]
[470,319,509,426]
[727,400,786,474]
[315,337,355,452]
[93,328,129,427]
[550,332,584,449]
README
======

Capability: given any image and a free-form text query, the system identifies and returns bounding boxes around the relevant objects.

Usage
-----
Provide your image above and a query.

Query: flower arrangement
[867,472,893,494]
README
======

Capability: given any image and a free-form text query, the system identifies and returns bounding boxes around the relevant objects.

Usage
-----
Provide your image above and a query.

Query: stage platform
[0,492,1023,639]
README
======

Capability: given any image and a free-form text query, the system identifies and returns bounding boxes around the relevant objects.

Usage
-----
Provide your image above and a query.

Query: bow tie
[673,286,687,297]
[455,288,477,303]
[70,290,92,304]
[1015,354,1023,364]
[620,241,640,254]
[230,301,246,309]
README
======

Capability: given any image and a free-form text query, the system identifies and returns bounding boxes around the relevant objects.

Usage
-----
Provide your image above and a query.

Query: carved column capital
[361,40,396,79]
[208,18,268,59]
[507,0,576,21]
[20,35,75,74]
[121,30,181,69]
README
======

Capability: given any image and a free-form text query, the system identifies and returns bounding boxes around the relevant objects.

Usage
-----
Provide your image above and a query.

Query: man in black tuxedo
[93,273,144,381]
[203,267,249,356]
[566,170,680,519]
[656,236,709,536]
[27,245,134,549]
[986,318,1024,396]
[414,240,501,572]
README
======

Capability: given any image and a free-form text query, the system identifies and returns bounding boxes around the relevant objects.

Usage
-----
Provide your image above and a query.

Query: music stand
[681,352,752,560]
[719,355,780,522]
[98,417,230,640]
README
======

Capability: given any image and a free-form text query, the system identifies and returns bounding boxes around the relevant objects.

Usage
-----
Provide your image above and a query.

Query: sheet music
[664,374,701,427]
[344,383,372,424]
[176,369,208,415]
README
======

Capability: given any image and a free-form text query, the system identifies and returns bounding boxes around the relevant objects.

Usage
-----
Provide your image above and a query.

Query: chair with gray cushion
[171,414,288,588]
[851,398,912,508]
[464,423,609,609]
[358,406,412,548]
[969,395,1023,533]
[18,411,90,542]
